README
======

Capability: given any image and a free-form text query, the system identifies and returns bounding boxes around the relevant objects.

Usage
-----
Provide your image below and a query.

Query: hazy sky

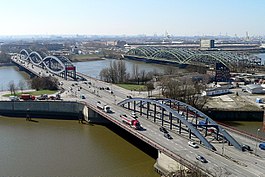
[0,0,264,36]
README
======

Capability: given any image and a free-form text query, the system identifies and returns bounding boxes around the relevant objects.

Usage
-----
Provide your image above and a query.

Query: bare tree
[146,81,155,97]
[8,81,16,95]
[18,80,26,93]
[158,76,209,109]
[132,64,139,80]
[100,60,127,84]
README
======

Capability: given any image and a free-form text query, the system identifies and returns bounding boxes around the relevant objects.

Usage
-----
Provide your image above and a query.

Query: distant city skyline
[0,0,264,37]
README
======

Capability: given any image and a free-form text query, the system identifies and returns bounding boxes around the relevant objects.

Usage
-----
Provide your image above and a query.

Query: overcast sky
[0,0,264,37]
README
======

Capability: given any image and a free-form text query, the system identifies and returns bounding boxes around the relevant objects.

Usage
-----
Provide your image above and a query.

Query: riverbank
[0,62,14,67]
[70,54,104,62]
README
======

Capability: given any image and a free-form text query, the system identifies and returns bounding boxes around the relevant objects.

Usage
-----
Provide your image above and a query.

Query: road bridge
[9,52,265,176]
[17,49,80,80]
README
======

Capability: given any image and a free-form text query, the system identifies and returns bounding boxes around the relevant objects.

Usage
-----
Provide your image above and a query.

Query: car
[164,133,172,139]
[196,155,207,163]
[159,127,168,134]
[188,141,199,148]
[242,144,252,151]
[81,95,86,99]
[127,95,132,99]
[131,112,138,119]
[259,142,265,150]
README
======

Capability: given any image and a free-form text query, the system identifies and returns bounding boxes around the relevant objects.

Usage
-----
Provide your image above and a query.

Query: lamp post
[255,128,260,155]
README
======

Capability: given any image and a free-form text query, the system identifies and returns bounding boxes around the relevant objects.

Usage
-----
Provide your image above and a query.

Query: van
[9,96,19,101]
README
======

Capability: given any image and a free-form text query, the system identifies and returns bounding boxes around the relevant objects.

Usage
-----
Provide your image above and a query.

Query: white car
[188,141,199,148]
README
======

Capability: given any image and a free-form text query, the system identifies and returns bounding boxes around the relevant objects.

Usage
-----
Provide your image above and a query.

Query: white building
[245,84,265,94]
[202,86,230,96]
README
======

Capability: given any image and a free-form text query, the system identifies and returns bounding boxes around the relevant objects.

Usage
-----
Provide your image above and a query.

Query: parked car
[164,133,172,140]
[196,155,208,163]
[242,144,252,151]
[188,141,199,148]
[159,126,168,134]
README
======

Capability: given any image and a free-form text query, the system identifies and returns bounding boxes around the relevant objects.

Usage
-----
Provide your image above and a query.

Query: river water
[0,117,158,177]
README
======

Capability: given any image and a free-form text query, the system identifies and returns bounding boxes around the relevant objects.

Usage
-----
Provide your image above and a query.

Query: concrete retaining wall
[0,101,84,120]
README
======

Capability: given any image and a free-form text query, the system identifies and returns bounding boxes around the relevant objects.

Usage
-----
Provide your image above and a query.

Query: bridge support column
[154,105,157,123]
[170,112,172,130]
[162,108,164,126]
[86,108,110,124]
[147,102,150,119]
[154,151,189,176]
[140,101,143,116]
[186,106,189,120]
[82,106,89,122]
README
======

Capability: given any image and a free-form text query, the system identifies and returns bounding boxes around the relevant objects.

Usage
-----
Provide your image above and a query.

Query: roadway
[10,55,265,176]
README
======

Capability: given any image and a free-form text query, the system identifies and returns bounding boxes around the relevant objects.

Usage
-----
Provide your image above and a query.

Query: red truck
[120,114,141,130]
[20,94,36,101]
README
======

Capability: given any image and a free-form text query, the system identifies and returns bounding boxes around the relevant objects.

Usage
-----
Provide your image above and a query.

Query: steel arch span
[19,49,76,80]
[118,98,242,151]
[125,47,261,70]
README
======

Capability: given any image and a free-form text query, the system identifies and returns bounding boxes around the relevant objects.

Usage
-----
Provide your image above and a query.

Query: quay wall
[0,101,84,120]
[204,110,264,121]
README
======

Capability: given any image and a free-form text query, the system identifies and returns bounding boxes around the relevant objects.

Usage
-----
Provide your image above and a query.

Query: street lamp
[255,128,260,155]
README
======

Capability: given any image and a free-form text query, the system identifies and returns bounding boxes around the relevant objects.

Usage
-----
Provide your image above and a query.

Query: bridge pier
[85,108,111,124]
[154,151,189,176]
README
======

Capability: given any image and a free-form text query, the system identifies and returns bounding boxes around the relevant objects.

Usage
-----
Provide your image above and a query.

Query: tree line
[8,77,58,95]
[99,60,158,84]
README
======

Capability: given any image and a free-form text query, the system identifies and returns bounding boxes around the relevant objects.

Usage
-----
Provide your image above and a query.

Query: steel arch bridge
[118,98,242,151]
[20,49,76,80]
[125,47,261,70]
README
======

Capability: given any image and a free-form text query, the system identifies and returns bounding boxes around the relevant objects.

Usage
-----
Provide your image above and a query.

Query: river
[0,117,158,177]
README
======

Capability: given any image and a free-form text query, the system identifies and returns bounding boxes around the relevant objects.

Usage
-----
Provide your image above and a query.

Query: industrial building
[200,39,215,48]
[202,86,230,96]
[245,84,265,94]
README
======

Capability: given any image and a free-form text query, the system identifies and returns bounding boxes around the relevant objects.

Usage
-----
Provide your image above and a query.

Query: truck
[97,101,111,113]
[120,114,141,130]
[20,94,35,101]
